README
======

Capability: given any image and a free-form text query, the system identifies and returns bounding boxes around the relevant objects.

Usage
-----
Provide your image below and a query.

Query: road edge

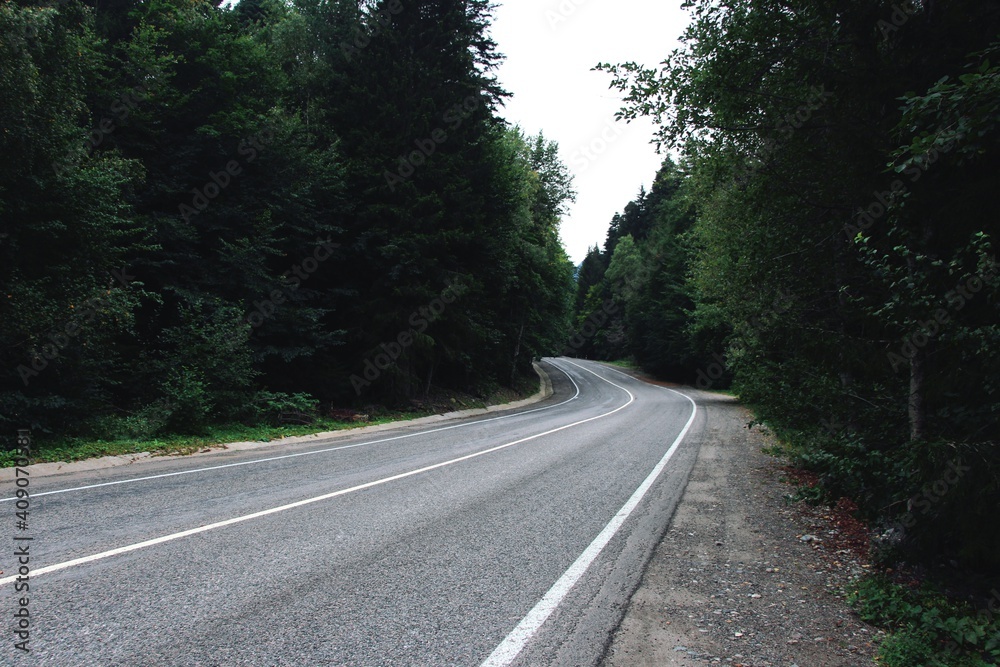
[598,387,879,666]
[1,362,555,480]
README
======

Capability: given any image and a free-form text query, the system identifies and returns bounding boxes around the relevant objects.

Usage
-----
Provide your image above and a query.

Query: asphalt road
[0,358,704,666]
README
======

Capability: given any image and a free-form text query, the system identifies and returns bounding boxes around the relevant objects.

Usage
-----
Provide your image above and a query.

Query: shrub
[251,391,319,425]
[851,575,1000,667]
[161,366,212,434]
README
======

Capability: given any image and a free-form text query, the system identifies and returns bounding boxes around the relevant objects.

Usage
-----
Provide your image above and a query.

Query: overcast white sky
[488,1,690,265]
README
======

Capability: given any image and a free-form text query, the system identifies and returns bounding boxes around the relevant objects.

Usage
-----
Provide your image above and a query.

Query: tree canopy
[1,0,575,441]
[576,0,1000,583]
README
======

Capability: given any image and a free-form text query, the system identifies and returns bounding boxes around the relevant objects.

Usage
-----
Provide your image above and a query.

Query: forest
[2,0,999,662]
[1,0,576,447]
[574,1,999,663]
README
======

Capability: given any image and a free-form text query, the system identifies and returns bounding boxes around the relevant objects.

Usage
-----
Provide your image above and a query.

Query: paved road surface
[0,358,704,666]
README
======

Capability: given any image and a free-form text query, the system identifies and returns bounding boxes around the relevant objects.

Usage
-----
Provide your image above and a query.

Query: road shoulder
[1,362,554,480]
[601,390,879,667]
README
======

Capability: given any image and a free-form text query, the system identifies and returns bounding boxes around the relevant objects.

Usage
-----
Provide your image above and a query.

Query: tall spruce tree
[319,0,517,400]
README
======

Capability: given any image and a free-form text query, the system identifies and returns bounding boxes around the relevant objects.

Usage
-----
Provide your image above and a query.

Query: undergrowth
[850,575,1000,666]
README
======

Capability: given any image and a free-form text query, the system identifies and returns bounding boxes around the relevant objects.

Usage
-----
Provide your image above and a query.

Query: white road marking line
[0,361,626,586]
[479,359,698,667]
[0,363,581,503]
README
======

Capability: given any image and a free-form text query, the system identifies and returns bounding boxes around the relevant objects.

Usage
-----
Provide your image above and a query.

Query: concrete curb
[1,362,554,480]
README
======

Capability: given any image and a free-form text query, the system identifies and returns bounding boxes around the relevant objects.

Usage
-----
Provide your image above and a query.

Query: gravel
[601,392,880,667]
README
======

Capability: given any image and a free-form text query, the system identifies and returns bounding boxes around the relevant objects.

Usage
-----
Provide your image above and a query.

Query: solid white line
[479,359,698,667]
[0,364,582,503]
[0,361,625,587]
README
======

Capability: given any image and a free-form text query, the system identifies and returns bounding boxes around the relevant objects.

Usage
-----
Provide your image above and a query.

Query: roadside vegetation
[851,576,1000,667]
[0,380,536,468]
[573,1,1000,662]
[1,0,573,454]
[0,411,404,468]
[4,0,999,660]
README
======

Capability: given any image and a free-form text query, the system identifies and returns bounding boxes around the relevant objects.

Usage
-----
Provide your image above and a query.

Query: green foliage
[251,391,319,425]
[0,408,436,468]
[1,0,576,454]
[851,576,1000,667]
[0,0,148,431]
[592,0,1000,573]
[568,158,709,381]
[160,366,211,433]
[786,482,826,507]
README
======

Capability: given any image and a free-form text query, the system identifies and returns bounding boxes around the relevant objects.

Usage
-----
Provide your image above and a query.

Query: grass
[604,359,639,369]
[0,412,432,468]
[1,379,541,468]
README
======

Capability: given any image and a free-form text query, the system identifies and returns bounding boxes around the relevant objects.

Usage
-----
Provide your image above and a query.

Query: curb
[1,362,555,480]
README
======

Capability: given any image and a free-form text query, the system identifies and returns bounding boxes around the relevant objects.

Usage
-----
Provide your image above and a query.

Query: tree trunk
[424,360,435,398]
[909,347,927,442]
[905,219,934,443]
[510,321,525,386]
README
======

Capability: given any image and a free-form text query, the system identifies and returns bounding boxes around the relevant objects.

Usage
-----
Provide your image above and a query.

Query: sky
[488,1,691,265]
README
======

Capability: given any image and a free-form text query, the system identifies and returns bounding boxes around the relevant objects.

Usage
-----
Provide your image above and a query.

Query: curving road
[0,358,705,666]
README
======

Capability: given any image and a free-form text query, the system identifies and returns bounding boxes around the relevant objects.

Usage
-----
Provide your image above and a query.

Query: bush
[89,412,161,441]
[161,366,212,434]
[251,391,319,425]
[851,575,1000,667]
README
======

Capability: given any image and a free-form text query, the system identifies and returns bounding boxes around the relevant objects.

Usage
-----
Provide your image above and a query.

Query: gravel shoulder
[601,387,880,667]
